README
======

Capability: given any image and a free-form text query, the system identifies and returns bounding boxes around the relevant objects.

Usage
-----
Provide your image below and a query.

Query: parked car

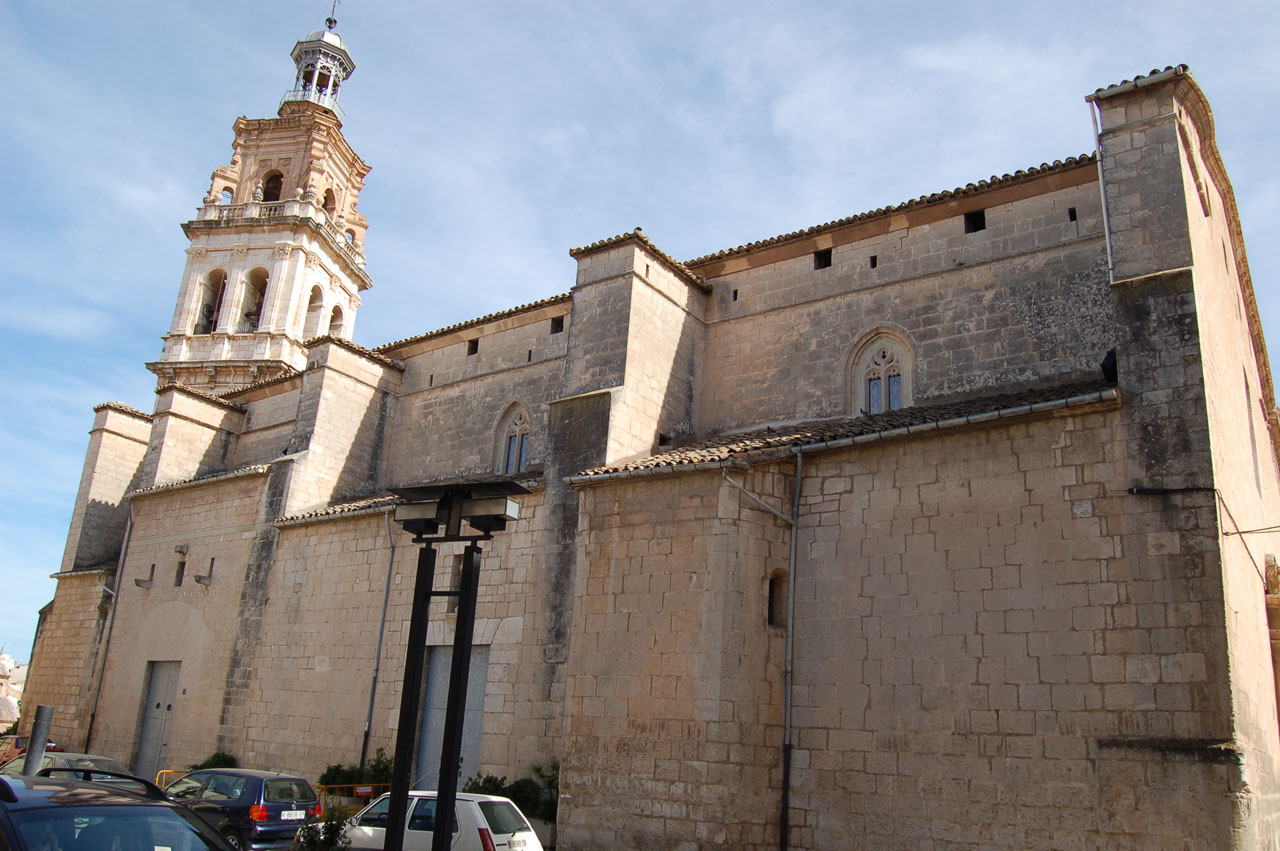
[0,770,235,850]
[345,790,544,851]
[0,737,61,765]
[165,768,320,850]
[0,751,129,780]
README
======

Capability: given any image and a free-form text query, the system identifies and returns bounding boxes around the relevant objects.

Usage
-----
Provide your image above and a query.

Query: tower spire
[281,15,355,121]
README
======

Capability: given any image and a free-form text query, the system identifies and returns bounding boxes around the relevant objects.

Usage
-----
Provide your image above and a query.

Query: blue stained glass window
[868,376,883,414]
[888,374,902,411]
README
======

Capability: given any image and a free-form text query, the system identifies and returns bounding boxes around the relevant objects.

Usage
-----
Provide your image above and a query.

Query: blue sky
[2,0,1277,663]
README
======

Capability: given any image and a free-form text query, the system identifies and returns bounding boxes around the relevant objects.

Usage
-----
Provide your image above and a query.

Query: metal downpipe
[84,502,133,750]
[780,448,802,851]
[361,510,398,767]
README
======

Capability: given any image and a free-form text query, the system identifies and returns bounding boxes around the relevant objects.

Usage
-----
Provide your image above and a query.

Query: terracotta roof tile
[570,228,711,292]
[219,367,302,399]
[128,464,270,498]
[156,383,246,412]
[275,494,399,526]
[303,336,405,370]
[684,155,1097,267]
[1088,65,1189,100]
[571,379,1118,480]
[378,293,572,354]
[93,401,152,420]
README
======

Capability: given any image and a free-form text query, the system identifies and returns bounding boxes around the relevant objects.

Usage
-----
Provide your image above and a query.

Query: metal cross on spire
[326,0,340,30]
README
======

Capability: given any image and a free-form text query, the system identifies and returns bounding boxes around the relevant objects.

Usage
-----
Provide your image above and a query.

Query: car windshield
[477,800,532,834]
[264,778,316,803]
[11,803,229,850]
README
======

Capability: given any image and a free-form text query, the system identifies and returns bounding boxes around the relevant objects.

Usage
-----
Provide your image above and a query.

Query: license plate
[281,810,305,821]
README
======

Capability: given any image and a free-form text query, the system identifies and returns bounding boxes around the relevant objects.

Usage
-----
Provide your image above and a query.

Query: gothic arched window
[850,332,913,416]
[495,405,531,474]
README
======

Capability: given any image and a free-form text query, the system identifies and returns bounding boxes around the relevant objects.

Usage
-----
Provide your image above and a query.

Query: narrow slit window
[527,350,533,363]
[732,289,739,302]
[813,248,832,270]
[869,255,878,269]
[175,560,186,587]
[1068,207,1078,222]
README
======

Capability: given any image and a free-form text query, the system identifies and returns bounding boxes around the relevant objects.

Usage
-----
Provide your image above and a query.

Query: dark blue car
[166,768,320,850]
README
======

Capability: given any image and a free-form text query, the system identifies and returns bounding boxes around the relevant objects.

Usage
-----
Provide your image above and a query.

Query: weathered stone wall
[17,571,113,751]
[696,180,1114,433]
[562,470,789,849]
[139,389,245,489]
[61,406,151,573]
[87,471,271,768]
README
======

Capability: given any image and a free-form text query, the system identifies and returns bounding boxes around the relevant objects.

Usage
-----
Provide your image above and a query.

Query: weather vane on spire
[326,0,340,30]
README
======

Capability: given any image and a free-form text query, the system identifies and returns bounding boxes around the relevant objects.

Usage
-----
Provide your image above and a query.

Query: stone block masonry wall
[87,471,275,769]
[281,342,402,514]
[17,571,114,751]
[140,389,245,489]
[1098,72,1280,844]
[562,470,790,850]
[61,406,151,572]
[697,180,1114,433]
[775,408,1238,849]
[225,385,302,468]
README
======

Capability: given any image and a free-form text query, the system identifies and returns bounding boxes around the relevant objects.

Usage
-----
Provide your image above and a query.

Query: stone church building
[19,20,1280,850]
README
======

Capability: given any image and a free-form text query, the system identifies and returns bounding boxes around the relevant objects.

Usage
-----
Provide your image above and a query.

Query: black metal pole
[431,543,481,851]
[22,705,54,777]
[385,544,437,851]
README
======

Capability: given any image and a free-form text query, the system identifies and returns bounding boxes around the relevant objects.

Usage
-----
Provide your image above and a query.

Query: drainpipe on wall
[721,450,802,851]
[84,502,133,751]
[1088,101,1117,287]
[780,448,802,851]
[361,509,398,767]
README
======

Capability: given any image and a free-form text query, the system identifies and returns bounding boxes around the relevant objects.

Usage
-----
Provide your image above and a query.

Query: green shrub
[189,751,237,770]
[318,748,393,788]
[292,810,351,850]
[460,761,559,822]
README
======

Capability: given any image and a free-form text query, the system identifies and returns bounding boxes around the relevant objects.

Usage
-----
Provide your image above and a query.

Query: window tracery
[496,406,531,474]
[850,332,913,416]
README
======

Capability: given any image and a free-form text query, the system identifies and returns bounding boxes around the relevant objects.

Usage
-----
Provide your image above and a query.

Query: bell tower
[148,17,372,392]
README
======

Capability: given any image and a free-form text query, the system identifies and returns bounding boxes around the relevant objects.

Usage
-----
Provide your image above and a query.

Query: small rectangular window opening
[527,350,533,363]
[732,289,739,302]
[813,248,832,270]
[175,559,186,587]
[1068,207,1078,222]
[657,433,672,448]
[466,339,478,356]
[869,255,878,269]
[428,374,434,387]
[550,316,564,334]
[964,209,987,233]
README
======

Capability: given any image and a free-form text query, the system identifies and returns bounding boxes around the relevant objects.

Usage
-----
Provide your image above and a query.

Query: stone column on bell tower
[148,17,372,394]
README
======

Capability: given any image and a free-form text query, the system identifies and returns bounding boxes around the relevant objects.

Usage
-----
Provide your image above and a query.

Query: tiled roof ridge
[156,382,247,411]
[569,227,711,292]
[275,494,399,526]
[93,401,152,420]
[377,292,573,354]
[128,464,270,498]
[572,378,1118,479]
[1089,65,1189,99]
[218,367,303,399]
[305,335,406,370]
[683,153,1097,267]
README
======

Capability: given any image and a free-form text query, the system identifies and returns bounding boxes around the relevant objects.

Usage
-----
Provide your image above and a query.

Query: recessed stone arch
[302,286,325,340]
[195,269,228,334]
[847,327,915,416]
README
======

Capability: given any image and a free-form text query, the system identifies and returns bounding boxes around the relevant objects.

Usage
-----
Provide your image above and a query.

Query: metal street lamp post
[383,480,525,851]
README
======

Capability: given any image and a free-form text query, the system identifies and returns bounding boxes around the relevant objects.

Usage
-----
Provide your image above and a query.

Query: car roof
[0,776,166,811]
[396,791,514,803]
[186,768,309,780]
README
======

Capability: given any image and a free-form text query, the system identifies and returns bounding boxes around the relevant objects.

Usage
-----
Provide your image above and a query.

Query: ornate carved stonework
[233,246,250,259]
[305,253,321,269]
[187,247,208,259]
[274,244,293,260]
